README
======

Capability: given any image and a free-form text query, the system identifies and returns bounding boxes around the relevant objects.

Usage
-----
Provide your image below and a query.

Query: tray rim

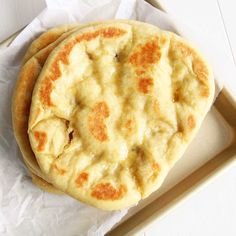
[1,2,236,236]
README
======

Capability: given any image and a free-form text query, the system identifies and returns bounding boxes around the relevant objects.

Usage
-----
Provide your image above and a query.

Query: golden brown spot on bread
[76,27,126,43]
[129,39,161,67]
[125,119,135,132]
[51,60,62,80]
[88,102,110,141]
[135,69,145,75]
[88,118,108,141]
[76,172,89,187]
[78,32,99,42]
[101,27,126,38]
[92,101,110,117]
[53,164,66,175]
[39,77,54,106]
[201,87,210,97]
[138,77,153,94]
[34,131,47,151]
[91,183,127,200]
[187,115,196,129]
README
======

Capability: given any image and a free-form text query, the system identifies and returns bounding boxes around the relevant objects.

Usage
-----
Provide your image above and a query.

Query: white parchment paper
[0,0,224,235]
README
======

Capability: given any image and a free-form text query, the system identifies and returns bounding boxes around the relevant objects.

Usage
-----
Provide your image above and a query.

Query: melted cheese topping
[28,21,214,210]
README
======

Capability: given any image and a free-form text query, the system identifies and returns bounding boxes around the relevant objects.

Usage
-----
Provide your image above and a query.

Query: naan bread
[28,20,214,210]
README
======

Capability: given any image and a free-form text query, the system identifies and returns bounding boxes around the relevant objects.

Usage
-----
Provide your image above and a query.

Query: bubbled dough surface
[28,20,214,210]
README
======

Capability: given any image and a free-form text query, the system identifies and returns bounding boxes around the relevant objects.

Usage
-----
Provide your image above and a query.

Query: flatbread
[28,20,214,210]
[12,25,79,193]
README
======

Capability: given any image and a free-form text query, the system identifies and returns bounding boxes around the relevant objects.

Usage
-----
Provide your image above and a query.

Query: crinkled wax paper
[0,0,224,235]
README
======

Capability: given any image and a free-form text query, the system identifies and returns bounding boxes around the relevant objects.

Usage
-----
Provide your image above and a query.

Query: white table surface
[0,0,236,235]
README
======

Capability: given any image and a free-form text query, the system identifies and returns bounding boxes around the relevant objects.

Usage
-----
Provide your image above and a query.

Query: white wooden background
[0,0,236,235]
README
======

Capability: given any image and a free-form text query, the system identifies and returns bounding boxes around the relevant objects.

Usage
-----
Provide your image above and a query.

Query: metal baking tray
[1,1,235,235]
